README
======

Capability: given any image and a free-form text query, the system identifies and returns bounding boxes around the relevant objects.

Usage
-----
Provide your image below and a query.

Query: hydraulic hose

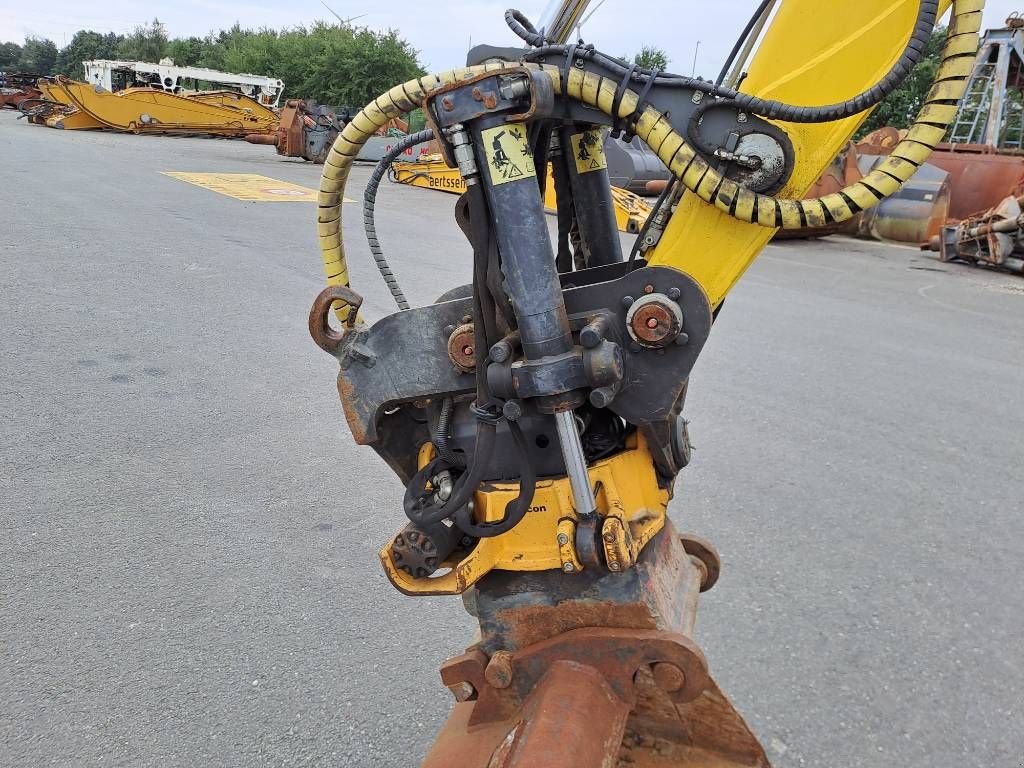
[317,1,982,315]
[363,128,434,311]
[513,2,941,123]
[716,0,777,88]
[434,397,467,468]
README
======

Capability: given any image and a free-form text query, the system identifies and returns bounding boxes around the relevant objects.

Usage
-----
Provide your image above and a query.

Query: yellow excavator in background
[307,1,981,764]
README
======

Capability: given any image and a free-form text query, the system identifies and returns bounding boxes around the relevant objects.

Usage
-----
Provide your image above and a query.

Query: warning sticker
[482,123,536,186]
[570,130,608,174]
[162,172,353,203]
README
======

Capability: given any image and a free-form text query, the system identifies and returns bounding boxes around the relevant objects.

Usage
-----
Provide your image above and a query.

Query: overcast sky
[1,1,1020,78]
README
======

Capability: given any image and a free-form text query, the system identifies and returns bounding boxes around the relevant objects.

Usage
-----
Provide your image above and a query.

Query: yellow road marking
[162,172,351,203]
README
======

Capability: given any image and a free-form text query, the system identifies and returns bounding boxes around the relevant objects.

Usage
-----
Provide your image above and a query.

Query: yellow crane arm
[651,0,965,306]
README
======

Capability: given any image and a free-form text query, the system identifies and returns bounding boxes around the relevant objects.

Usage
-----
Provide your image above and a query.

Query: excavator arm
[653,0,962,306]
[306,2,981,765]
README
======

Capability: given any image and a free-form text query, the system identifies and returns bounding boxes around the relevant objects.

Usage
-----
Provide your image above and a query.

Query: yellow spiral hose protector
[318,1,982,318]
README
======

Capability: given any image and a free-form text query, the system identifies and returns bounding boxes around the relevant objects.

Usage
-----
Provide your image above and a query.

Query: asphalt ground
[1,108,1022,767]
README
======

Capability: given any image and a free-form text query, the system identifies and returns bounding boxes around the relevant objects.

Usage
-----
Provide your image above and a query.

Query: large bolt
[441,96,455,111]
[563,562,575,573]
[447,323,476,373]
[503,400,524,422]
[485,650,514,689]
[490,340,513,363]
[603,531,616,543]
[589,386,617,409]
[651,662,686,692]
[557,533,569,546]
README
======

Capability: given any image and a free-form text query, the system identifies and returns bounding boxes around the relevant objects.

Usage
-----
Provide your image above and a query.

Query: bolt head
[563,562,575,573]
[603,532,616,543]
[651,662,686,693]
[609,561,620,572]
[557,533,569,546]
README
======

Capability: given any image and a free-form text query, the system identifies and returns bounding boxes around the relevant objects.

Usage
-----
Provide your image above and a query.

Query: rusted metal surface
[248,99,343,163]
[627,295,683,347]
[0,73,42,110]
[853,131,1024,223]
[446,322,476,373]
[777,134,952,243]
[924,193,1024,273]
[679,533,721,593]
[440,627,711,726]
[308,284,362,355]
[420,522,770,767]
[926,145,1024,221]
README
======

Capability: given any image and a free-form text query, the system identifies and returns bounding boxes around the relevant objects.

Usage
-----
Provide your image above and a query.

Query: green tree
[857,27,947,137]
[0,41,22,69]
[165,36,208,67]
[117,18,169,62]
[55,31,123,77]
[216,22,422,107]
[39,19,424,108]
[18,37,58,73]
[630,45,670,71]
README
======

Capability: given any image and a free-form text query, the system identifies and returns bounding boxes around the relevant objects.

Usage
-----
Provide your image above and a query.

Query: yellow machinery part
[379,433,668,596]
[45,109,105,130]
[50,76,278,137]
[390,155,652,235]
[650,0,967,306]
[186,90,280,123]
[392,156,469,194]
[28,79,103,130]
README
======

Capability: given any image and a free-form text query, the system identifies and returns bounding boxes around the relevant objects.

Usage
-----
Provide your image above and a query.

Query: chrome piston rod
[555,409,597,516]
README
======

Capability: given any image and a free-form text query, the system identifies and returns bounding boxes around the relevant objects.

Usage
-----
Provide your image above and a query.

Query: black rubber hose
[628,178,676,266]
[505,8,546,47]
[402,183,499,527]
[364,128,435,310]
[716,0,775,87]
[434,397,466,468]
[454,420,537,538]
[510,1,939,124]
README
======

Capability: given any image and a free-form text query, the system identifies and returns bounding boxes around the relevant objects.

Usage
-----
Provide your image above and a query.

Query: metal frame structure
[947,24,1024,147]
[82,59,284,107]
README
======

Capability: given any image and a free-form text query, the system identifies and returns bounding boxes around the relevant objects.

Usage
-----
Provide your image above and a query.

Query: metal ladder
[948,61,997,144]
[999,93,1024,148]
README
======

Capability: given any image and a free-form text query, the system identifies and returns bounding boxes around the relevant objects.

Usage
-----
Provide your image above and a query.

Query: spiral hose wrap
[318,1,983,315]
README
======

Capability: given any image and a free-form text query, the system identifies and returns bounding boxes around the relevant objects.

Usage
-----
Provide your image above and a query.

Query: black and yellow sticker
[482,123,536,185]
[570,130,608,174]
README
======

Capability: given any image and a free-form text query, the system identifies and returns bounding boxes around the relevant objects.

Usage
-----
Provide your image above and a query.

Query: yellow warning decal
[162,172,352,203]
[482,123,536,186]
[570,130,608,174]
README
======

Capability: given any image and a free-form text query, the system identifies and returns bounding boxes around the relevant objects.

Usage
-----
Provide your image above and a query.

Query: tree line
[0,19,424,110]
[1,19,946,136]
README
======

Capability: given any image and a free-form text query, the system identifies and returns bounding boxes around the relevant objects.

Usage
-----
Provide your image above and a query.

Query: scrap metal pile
[779,13,1024,274]
[0,72,43,110]
[19,75,280,136]
[11,60,419,167]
